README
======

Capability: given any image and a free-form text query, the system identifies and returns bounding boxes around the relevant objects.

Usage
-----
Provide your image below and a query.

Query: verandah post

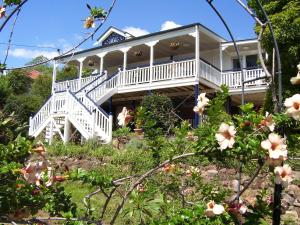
[194,83,199,128]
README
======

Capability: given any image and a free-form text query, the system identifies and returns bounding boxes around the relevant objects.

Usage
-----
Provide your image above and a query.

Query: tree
[0,76,10,109]
[6,69,32,95]
[30,74,52,102]
[4,94,41,123]
[248,0,300,106]
[56,65,78,81]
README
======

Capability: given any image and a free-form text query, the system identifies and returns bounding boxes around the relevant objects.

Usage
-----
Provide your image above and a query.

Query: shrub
[140,94,177,135]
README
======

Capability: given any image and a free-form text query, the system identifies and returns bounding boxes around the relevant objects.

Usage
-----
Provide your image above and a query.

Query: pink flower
[205,201,225,217]
[21,159,53,187]
[0,6,5,19]
[284,94,300,121]
[193,93,209,115]
[84,17,95,29]
[215,123,236,150]
[261,133,287,162]
[260,112,275,132]
[274,164,293,188]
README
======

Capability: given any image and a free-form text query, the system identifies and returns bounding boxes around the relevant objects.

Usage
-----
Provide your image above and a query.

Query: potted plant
[134,106,144,136]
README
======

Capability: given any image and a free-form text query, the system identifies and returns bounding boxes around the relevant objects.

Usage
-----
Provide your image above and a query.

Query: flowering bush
[0,113,76,221]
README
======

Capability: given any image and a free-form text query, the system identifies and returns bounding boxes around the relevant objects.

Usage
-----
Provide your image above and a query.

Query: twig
[3,0,118,71]
[99,186,109,198]
[1,217,102,224]
[3,8,21,65]
[0,0,28,33]
[231,160,264,203]
[110,152,195,225]
[83,188,102,216]
[100,187,117,219]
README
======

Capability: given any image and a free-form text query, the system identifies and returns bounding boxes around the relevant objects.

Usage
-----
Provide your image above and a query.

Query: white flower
[117,107,128,127]
[205,201,225,217]
[193,93,209,115]
[284,94,300,121]
[238,204,248,214]
[290,63,300,85]
[274,164,293,188]
[215,123,236,150]
[260,112,275,132]
[261,133,287,161]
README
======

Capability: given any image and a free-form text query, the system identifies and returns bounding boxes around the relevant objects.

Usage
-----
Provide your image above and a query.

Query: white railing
[54,74,102,92]
[75,89,112,140]
[199,60,222,86]
[87,73,119,103]
[152,59,195,82]
[66,91,94,138]
[29,92,67,136]
[222,68,266,88]
[123,67,150,85]
[120,59,196,87]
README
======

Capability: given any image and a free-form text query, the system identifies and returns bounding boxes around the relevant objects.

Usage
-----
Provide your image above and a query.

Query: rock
[232,180,244,193]
[207,169,218,177]
[294,202,300,207]
[282,193,295,206]
[287,184,300,201]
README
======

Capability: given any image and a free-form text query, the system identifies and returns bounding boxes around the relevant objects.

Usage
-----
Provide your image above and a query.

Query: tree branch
[110,152,195,225]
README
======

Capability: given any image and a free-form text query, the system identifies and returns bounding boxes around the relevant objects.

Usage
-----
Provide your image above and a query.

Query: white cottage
[29,23,268,144]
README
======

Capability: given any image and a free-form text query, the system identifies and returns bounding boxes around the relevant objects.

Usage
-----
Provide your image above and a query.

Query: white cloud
[160,21,182,31]
[9,48,59,59]
[7,38,80,60]
[123,26,149,37]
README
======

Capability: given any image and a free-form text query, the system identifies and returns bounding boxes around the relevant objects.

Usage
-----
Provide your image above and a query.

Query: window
[246,55,258,68]
[232,58,241,70]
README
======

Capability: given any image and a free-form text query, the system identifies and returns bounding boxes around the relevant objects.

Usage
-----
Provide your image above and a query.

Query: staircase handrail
[68,90,92,115]
[75,72,106,94]
[86,70,120,96]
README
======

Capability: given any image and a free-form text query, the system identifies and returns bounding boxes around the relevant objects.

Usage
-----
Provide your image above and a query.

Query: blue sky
[0,0,256,68]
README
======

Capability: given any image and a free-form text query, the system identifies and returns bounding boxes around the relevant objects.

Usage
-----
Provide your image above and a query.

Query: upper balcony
[54,58,267,94]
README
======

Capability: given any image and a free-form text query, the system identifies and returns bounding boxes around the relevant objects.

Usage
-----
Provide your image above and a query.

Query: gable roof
[96,26,134,45]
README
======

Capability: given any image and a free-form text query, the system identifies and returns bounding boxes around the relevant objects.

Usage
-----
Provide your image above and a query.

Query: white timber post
[146,41,159,83]
[121,47,131,86]
[219,43,223,73]
[108,114,113,143]
[29,116,33,135]
[92,110,96,138]
[221,45,228,85]
[49,119,54,145]
[51,61,58,94]
[77,57,86,89]
[96,52,107,75]
[242,55,247,86]
[63,117,71,143]
[189,25,200,79]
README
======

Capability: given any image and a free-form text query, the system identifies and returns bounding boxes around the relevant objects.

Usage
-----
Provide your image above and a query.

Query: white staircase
[29,76,113,143]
